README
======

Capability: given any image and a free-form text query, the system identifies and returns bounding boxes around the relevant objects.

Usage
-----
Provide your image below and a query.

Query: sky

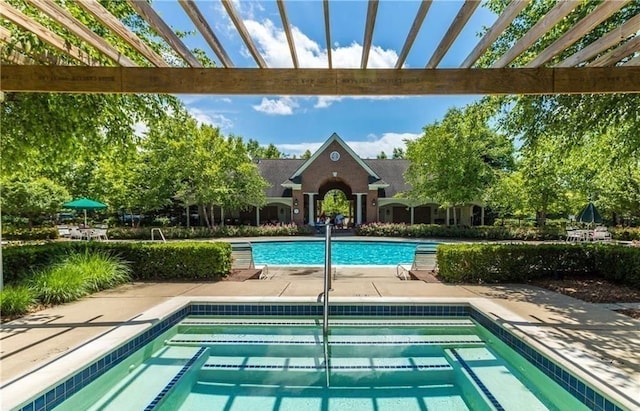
[152,0,498,158]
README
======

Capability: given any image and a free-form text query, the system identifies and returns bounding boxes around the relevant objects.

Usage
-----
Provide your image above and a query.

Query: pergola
[1,0,640,95]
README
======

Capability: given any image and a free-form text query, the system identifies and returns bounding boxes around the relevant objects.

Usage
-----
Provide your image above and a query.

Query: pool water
[57,317,588,411]
[251,241,438,265]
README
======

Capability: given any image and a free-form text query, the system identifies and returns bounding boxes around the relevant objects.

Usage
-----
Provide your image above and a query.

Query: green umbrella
[62,198,107,226]
[576,202,602,225]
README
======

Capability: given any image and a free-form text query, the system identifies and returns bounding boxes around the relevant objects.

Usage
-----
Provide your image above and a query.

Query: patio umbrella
[576,202,603,225]
[62,198,107,226]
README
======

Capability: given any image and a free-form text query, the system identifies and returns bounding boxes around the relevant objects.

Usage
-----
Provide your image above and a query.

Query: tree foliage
[405,101,514,224]
[1,176,69,227]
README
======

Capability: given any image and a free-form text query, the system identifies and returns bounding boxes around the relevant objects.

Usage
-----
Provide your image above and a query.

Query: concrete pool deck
[1,265,640,410]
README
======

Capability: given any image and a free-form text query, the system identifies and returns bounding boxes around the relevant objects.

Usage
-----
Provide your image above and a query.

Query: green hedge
[437,243,640,288]
[2,241,232,284]
[107,224,313,240]
[2,227,58,241]
[355,223,564,241]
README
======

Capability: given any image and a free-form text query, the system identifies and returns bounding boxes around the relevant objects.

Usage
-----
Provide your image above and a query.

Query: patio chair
[230,242,270,280]
[592,226,612,242]
[57,226,71,238]
[68,227,85,240]
[88,228,108,241]
[396,245,438,281]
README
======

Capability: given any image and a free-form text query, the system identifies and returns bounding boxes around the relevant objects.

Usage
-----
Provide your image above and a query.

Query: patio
[1,267,639,410]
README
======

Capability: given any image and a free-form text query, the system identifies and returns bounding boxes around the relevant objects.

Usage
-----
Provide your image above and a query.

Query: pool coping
[4,296,639,411]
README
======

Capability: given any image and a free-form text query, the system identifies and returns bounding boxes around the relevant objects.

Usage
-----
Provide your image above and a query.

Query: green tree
[392,147,405,159]
[377,151,388,159]
[1,176,69,228]
[246,139,283,159]
[477,0,640,225]
[301,150,312,159]
[405,102,513,225]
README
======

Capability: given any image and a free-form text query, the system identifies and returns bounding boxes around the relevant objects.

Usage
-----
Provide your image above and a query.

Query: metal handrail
[322,223,332,387]
[150,228,166,242]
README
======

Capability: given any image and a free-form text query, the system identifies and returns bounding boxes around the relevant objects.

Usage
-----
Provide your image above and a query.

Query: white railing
[150,228,166,242]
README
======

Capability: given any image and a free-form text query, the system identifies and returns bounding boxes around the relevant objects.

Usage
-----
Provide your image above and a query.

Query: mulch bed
[530,277,640,319]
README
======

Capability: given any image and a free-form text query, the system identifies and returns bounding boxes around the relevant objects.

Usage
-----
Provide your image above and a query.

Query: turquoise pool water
[55,316,588,411]
[251,240,438,265]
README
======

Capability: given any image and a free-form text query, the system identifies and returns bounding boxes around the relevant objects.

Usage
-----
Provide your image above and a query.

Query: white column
[355,193,364,225]
[306,193,315,225]
[481,206,485,226]
[410,206,414,225]
[446,207,450,226]
[256,207,260,226]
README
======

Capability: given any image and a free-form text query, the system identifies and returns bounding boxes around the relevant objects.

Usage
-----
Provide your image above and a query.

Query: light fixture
[371,199,376,206]
[293,198,298,206]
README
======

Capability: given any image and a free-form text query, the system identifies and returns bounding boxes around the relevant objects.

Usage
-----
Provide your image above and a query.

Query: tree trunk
[201,204,211,228]
[185,203,190,229]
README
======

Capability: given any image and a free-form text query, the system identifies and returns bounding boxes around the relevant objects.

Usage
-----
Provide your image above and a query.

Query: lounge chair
[396,245,438,281]
[229,242,270,280]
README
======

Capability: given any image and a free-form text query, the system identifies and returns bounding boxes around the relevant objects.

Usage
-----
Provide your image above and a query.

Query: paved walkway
[1,265,639,410]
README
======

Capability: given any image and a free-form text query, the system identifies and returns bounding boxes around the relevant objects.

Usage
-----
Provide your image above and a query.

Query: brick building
[241,133,485,227]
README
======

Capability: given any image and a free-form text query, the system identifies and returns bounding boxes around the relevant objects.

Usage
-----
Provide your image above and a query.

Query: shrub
[98,242,232,280]
[0,285,36,317]
[436,243,640,288]
[355,223,564,241]
[107,223,313,240]
[65,250,131,292]
[30,262,88,305]
[1,227,58,241]
[2,242,88,284]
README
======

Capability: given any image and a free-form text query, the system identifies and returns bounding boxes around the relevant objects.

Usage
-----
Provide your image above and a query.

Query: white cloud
[348,133,421,158]
[252,96,298,115]
[187,107,233,130]
[240,17,400,109]
[276,132,421,159]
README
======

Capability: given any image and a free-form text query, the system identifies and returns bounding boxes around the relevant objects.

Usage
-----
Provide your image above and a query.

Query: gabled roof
[256,158,304,197]
[364,159,411,197]
[290,133,381,180]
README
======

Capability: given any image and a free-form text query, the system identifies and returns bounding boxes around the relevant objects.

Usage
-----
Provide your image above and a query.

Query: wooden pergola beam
[492,0,581,68]
[75,0,169,67]
[0,1,97,66]
[26,0,137,66]
[526,0,631,68]
[556,13,640,68]
[461,0,529,68]
[361,0,379,69]
[426,0,479,69]
[395,0,432,69]
[589,35,640,67]
[179,0,233,68]
[277,0,298,69]
[2,66,639,95]
[323,0,332,69]
[221,0,266,68]
[126,0,202,68]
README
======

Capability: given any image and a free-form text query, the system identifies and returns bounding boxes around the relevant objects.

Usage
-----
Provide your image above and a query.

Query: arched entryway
[314,179,354,227]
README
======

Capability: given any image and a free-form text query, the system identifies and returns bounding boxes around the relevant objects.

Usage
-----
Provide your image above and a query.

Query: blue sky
[153,1,497,158]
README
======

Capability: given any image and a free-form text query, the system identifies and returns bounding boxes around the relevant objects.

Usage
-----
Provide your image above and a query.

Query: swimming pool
[251,240,438,265]
[13,302,627,411]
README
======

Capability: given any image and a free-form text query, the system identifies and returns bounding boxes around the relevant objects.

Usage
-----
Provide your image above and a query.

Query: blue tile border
[144,347,207,411]
[450,348,505,411]
[15,303,624,411]
[469,309,624,411]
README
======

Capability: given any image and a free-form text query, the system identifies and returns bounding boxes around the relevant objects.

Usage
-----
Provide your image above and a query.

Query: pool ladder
[322,224,333,387]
